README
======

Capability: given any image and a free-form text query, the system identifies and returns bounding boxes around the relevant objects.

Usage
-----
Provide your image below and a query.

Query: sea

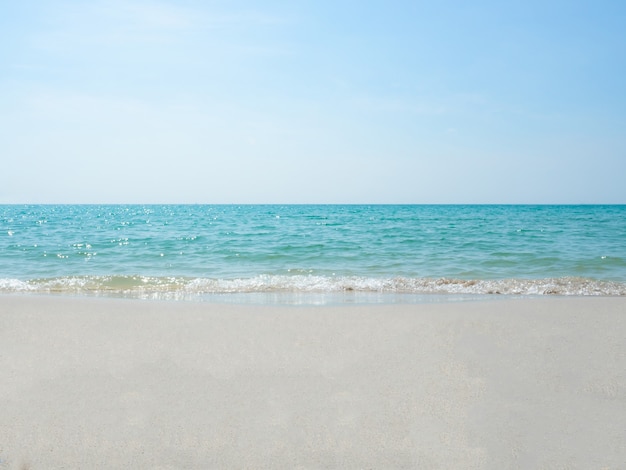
[1,205,625,303]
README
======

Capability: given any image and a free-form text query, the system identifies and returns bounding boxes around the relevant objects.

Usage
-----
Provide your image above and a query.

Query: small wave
[1,275,625,299]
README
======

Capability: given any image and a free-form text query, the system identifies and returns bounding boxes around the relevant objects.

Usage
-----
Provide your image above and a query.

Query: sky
[1,0,625,204]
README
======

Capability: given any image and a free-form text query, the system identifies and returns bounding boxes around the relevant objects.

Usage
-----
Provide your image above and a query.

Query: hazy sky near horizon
[1,0,625,203]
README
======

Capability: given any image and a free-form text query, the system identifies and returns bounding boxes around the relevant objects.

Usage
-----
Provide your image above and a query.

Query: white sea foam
[1,275,624,299]
[0,278,35,291]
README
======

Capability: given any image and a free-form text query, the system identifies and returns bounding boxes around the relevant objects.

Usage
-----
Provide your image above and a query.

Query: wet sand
[1,295,625,469]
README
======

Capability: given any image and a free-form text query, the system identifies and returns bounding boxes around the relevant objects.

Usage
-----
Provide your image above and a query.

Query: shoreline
[1,295,625,468]
[1,290,520,306]
[3,274,626,298]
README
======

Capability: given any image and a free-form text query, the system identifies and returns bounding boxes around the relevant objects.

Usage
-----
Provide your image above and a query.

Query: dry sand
[1,295,625,469]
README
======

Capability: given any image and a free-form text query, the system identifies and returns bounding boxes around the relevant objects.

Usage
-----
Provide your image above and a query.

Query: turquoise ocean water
[1,205,625,301]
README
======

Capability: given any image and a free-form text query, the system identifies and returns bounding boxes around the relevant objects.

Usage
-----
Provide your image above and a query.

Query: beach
[1,295,624,469]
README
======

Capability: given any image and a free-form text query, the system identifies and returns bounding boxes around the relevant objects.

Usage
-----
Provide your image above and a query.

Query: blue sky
[1,0,625,203]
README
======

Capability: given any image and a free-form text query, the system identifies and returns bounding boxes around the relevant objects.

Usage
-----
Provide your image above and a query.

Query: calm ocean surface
[1,205,625,302]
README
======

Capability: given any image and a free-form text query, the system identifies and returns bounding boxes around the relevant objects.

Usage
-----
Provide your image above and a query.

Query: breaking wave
[1,275,624,300]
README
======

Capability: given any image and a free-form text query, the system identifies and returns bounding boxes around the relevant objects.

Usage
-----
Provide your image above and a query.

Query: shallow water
[1,204,625,300]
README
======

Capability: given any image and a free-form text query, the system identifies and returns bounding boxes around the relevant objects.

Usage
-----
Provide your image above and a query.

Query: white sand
[1,295,625,469]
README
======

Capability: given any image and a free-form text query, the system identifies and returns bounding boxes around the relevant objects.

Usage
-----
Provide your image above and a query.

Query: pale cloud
[20,88,150,125]
[27,0,292,64]
[351,92,492,117]
[32,0,288,47]
[31,0,195,49]
[120,1,194,30]
[202,10,290,28]
[353,96,449,116]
